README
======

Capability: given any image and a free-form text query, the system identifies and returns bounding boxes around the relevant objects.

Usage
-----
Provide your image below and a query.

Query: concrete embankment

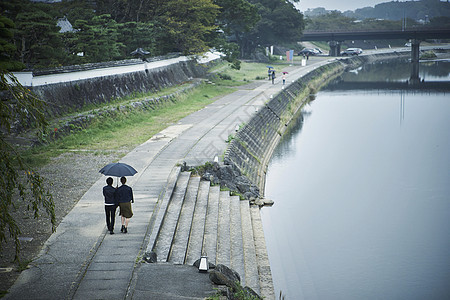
[225,51,410,195]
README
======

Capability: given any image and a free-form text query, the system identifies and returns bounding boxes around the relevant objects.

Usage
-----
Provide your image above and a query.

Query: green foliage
[238,0,304,57]
[349,0,450,21]
[117,21,159,57]
[14,7,67,68]
[0,71,56,260]
[0,15,25,71]
[218,73,232,80]
[215,0,260,34]
[0,0,308,67]
[420,51,437,59]
[207,281,261,299]
[74,14,124,63]
[305,10,413,31]
[158,0,220,55]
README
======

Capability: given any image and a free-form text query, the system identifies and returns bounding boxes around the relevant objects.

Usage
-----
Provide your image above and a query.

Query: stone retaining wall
[224,51,410,196]
[31,59,210,117]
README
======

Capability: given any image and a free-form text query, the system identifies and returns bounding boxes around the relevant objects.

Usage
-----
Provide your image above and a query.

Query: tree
[74,14,124,62]
[0,15,25,71]
[214,0,260,59]
[156,0,220,55]
[13,5,67,68]
[240,0,304,57]
[117,21,160,57]
[0,70,56,260]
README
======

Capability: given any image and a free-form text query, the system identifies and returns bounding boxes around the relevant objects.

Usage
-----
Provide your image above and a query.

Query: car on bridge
[341,48,363,56]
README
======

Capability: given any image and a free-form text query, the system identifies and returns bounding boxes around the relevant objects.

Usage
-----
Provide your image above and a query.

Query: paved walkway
[6,56,335,300]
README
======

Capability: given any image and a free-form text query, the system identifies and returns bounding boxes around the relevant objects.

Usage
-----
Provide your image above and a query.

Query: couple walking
[103,176,134,234]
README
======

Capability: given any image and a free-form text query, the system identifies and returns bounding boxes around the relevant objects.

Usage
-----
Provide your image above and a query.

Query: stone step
[202,185,220,265]
[251,205,275,300]
[240,200,260,294]
[216,191,231,266]
[144,170,267,296]
[145,166,181,254]
[153,171,191,262]
[185,180,210,265]
[230,195,245,286]
[169,175,201,264]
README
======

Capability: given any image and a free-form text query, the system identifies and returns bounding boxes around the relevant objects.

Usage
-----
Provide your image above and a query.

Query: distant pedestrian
[271,70,276,84]
[117,176,134,233]
[268,69,272,80]
[282,74,286,85]
[103,177,118,235]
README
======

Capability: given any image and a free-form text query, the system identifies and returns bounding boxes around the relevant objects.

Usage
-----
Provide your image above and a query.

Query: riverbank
[3,47,441,298]
[225,50,413,197]
[5,52,343,299]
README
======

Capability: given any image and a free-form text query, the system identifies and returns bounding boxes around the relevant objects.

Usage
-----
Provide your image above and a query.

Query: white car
[341,48,363,56]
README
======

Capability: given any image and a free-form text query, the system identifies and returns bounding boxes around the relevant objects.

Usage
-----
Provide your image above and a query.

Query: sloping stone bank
[224,51,409,196]
[31,59,209,118]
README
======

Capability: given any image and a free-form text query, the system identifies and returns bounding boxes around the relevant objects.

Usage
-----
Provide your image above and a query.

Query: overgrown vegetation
[0,71,56,261]
[420,51,438,59]
[207,281,261,300]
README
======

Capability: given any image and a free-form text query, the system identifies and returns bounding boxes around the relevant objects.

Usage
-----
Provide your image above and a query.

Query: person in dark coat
[117,176,134,233]
[103,177,118,234]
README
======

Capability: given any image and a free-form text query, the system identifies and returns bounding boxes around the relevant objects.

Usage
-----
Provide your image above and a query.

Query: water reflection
[335,60,450,82]
[400,91,405,125]
[326,60,450,92]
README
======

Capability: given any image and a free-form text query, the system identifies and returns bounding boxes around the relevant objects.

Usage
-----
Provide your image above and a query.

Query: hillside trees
[1,0,306,68]
[349,0,450,21]
[305,11,411,31]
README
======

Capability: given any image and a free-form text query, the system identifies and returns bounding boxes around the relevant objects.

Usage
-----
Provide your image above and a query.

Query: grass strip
[22,61,272,167]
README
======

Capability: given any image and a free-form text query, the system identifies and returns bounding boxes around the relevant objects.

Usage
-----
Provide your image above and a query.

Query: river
[261,59,450,299]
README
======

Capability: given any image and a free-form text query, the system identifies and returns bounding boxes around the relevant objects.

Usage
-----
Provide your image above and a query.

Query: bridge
[301,28,450,81]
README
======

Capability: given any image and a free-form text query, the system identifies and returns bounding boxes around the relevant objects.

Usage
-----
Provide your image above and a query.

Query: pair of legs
[119,202,133,233]
[105,205,117,234]
[121,216,130,232]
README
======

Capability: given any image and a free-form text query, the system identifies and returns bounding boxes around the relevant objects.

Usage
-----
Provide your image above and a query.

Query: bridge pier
[410,39,421,83]
[328,41,341,56]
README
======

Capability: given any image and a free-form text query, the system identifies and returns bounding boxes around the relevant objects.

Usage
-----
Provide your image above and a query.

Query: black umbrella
[99,162,138,177]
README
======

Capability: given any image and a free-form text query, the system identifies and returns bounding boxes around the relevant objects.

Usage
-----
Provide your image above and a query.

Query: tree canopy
[0,0,307,69]
[238,0,304,57]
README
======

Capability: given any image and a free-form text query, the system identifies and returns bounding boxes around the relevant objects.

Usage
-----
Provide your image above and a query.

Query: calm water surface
[262,60,450,299]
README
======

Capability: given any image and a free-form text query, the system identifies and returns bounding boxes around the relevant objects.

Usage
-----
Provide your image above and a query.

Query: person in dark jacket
[103,177,118,234]
[117,176,134,233]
